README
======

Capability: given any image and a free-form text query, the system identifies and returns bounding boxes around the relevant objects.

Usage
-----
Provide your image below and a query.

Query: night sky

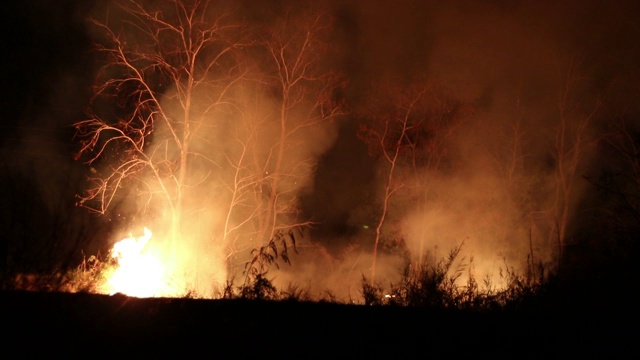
[2,0,640,298]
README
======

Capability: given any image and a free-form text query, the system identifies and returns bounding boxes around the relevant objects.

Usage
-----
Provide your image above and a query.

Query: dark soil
[1,290,630,358]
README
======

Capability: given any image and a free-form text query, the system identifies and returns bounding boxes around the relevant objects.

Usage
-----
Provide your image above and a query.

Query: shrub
[361,242,545,310]
[62,254,116,294]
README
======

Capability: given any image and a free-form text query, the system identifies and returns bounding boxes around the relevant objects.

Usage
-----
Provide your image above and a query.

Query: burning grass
[5,224,545,310]
[60,228,193,298]
[53,235,546,311]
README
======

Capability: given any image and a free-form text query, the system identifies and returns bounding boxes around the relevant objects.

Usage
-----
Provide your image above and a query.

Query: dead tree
[232,3,345,256]
[358,79,466,282]
[74,0,344,286]
[550,59,601,268]
[73,0,246,252]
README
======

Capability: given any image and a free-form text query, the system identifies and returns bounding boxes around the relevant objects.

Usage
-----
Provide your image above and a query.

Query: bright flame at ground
[105,227,182,298]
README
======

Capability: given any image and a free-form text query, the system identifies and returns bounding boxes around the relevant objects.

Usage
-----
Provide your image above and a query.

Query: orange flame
[106,227,180,297]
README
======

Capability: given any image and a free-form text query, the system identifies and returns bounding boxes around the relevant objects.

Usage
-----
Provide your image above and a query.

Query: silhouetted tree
[358,78,468,282]
[549,59,602,268]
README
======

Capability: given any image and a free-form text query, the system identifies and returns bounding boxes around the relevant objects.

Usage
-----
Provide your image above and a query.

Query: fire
[105,227,180,298]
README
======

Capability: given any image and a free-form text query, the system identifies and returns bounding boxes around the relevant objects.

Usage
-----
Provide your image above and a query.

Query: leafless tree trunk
[551,59,601,268]
[359,80,466,283]
[251,4,345,249]
[73,0,246,262]
[74,1,345,288]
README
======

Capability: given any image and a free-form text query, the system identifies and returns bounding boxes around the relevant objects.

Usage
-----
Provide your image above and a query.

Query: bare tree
[602,117,640,221]
[256,5,344,245]
[487,88,546,280]
[73,0,247,263]
[74,0,344,288]
[549,59,602,268]
[358,79,466,282]
[219,3,345,275]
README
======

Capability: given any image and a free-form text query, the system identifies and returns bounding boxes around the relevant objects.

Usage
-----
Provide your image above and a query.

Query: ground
[1,289,631,357]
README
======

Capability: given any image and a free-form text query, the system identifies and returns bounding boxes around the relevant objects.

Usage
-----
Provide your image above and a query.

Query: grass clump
[361,243,545,310]
[221,233,311,302]
[62,253,116,294]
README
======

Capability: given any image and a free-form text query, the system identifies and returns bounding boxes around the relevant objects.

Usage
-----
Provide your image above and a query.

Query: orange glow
[105,227,182,298]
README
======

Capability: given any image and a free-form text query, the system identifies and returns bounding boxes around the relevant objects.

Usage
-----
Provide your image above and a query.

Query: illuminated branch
[358,79,469,282]
[74,0,343,286]
[74,0,247,238]
[551,58,602,267]
[251,3,345,249]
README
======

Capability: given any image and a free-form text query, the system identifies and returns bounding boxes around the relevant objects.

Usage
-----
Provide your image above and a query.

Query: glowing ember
[106,227,176,298]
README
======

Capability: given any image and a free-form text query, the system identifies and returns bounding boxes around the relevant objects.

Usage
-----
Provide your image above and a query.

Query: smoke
[148,79,339,294]
[4,0,639,297]
[79,0,345,296]
[287,0,640,294]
